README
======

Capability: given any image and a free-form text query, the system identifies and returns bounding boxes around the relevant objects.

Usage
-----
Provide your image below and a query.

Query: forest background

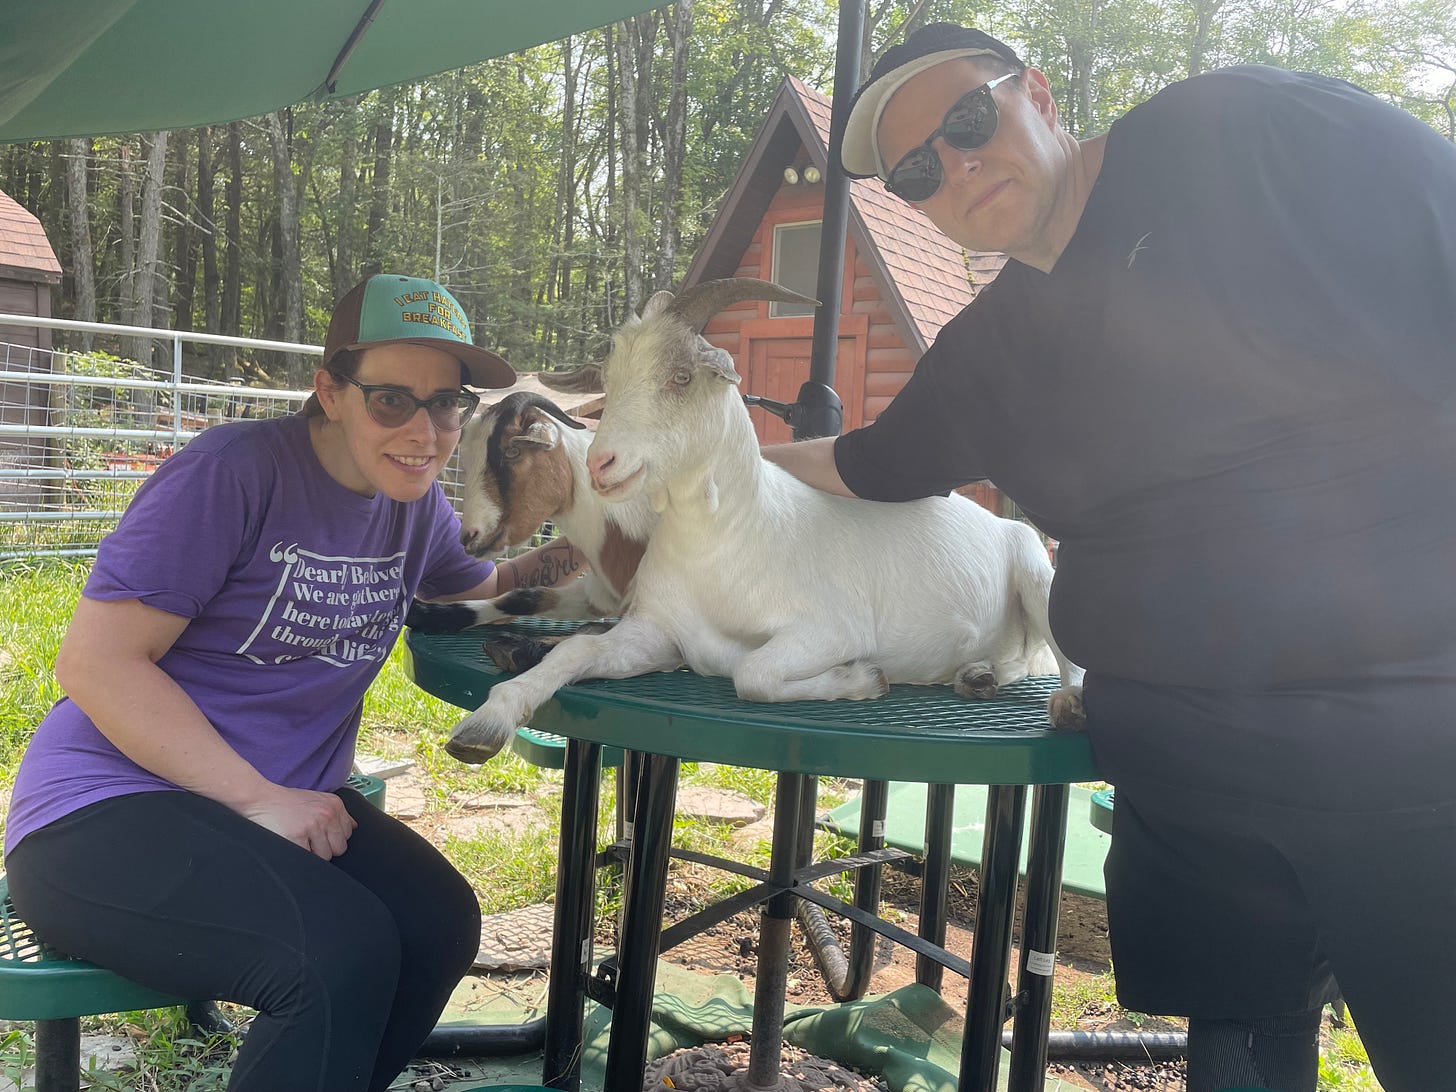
[2,0,1452,387]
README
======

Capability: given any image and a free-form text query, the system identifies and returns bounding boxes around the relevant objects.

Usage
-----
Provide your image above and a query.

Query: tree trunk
[363,89,398,278]
[131,131,168,368]
[335,105,360,298]
[265,109,305,383]
[118,139,135,326]
[64,139,96,350]
[221,122,243,379]
[197,126,222,375]
[614,17,645,314]
[172,131,196,334]
[655,0,693,291]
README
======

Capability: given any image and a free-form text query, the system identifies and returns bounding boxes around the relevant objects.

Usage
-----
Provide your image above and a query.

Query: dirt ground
[647,859,1189,1092]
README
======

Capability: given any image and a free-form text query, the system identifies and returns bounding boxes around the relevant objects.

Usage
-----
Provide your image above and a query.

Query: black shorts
[1085,673,1456,1091]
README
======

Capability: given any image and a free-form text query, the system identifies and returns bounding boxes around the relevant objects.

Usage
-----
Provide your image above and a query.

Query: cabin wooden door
[742,326,865,445]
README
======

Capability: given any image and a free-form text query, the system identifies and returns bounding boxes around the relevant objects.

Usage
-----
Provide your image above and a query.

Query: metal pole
[959,785,1026,1090]
[543,739,603,1091]
[745,772,808,1089]
[1008,784,1070,1091]
[916,783,956,992]
[605,754,680,1092]
[794,0,865,440]
[171,334,183,446]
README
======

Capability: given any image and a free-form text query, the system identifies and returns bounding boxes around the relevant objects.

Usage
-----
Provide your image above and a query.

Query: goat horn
[538,362,604,395]
[666,278,819,334]
[524,392,587,431]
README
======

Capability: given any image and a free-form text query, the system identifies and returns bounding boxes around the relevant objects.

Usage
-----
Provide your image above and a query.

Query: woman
[4,274,572,1091]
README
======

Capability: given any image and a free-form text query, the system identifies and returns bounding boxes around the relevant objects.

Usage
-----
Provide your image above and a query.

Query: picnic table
[404,622,1098,1092]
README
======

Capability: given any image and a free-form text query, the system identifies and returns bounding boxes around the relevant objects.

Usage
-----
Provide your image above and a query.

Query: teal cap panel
[359,275,474,348]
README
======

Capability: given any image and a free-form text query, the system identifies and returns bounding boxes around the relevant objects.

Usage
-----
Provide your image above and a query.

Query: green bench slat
[820,782,1112,901]
[511,725,624,770]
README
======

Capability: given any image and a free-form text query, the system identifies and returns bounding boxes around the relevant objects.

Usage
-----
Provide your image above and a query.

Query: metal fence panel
[0,338,465,562]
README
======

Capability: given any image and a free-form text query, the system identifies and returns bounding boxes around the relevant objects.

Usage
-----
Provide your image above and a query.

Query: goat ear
[693,336,741,385]
[518,419,558,448]
[539,362,604,394]
[642,290,676,321]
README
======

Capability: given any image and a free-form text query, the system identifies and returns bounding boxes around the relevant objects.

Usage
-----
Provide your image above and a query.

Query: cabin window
[770,221,821,317]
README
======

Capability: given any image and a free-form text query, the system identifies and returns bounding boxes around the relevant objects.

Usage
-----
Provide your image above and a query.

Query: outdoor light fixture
[803,166,822,184]
[783,166,800,185]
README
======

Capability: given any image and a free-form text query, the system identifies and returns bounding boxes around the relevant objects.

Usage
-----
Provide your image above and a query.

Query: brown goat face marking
[472,392,580,555]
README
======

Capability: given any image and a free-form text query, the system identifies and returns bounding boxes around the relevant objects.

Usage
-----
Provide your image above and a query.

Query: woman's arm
[433,537,592,601]
[54,597,356,859]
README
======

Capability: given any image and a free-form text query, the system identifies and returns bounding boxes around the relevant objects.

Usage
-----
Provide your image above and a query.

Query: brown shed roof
[0,189,62,283]
[684,77,1005,355]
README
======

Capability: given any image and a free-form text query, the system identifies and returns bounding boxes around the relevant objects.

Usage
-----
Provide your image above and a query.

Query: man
[766,22,1456,1092]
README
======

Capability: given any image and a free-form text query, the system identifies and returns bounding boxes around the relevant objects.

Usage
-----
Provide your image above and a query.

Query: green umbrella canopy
[0,0,662,142]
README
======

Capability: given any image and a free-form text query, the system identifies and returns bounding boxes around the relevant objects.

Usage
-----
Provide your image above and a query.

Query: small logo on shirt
[1126,232,1153,269]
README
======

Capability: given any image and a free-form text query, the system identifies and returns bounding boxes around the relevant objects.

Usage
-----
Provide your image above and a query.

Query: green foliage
[0,559,88,771]
[0,1027,34,1091]
[81,1008,238,1092]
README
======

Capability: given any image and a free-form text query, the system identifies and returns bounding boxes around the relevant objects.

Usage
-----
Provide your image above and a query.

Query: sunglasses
[332,372,481,431]
[884,72,1018,203]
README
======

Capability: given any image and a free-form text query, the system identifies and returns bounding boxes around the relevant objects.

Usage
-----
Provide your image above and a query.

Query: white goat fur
[443,282,1084,764]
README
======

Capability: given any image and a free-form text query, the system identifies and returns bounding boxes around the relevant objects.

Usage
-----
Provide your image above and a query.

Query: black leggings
[5,788,481,1092]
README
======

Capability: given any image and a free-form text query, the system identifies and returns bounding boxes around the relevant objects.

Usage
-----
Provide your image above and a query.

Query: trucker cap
[320,274,516,389]
[837,23,1025,181]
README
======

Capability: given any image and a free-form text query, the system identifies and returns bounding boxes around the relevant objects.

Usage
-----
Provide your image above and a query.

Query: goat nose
[587,449,616,485]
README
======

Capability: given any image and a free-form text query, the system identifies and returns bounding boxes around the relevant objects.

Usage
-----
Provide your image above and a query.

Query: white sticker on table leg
[1026,949,1056,976]
[872,820,885,839]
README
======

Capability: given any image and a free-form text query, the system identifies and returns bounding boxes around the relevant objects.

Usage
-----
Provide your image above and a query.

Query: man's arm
[761,436,857,498]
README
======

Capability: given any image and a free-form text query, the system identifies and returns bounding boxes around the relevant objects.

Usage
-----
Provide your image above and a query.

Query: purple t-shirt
[5,413,490,854]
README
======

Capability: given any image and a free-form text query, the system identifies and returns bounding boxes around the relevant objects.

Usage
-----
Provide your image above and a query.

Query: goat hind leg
[731,632,887,703]
[1011,558,1087,730]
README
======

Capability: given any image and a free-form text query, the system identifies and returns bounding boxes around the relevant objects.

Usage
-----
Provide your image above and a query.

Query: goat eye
[670,369,693,387]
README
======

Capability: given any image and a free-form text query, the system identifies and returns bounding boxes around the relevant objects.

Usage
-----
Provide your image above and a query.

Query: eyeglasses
[332,372,480,431]
[884,72,1018,203]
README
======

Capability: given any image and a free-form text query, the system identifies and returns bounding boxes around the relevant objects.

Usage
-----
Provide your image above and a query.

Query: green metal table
[405,625,1098,1092]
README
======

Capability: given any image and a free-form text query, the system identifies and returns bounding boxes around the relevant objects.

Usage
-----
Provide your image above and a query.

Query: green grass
[0,558,1389,1091]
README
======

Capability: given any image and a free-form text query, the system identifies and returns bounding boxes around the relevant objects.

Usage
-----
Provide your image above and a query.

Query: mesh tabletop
[405,623,1098,786]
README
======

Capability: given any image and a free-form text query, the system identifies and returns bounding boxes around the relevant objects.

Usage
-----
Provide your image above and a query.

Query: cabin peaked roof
[684,76,1005,355]
[0,189,62,283]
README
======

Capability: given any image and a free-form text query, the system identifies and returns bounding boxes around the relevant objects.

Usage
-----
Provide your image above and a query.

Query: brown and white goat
[406,391,657,645]
[439,279,1085,765]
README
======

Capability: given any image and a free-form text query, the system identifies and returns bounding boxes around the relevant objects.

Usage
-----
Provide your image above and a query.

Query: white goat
[406,391,658,654]
[442,279,1084,764]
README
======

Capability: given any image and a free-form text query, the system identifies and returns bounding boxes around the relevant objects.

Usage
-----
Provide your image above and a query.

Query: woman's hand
[240,785,358,860]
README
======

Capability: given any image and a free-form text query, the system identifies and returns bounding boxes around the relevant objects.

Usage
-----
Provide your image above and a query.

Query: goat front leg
[447,617,682,764]
[729,629,888,704]
[407,575,611,632]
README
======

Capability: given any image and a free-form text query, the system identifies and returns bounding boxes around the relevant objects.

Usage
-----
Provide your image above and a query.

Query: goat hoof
[444,712,516,764]
[481,632,553,673]
[953,663,999,700]
[1048,686,1087,731]
[407,600,479,633]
